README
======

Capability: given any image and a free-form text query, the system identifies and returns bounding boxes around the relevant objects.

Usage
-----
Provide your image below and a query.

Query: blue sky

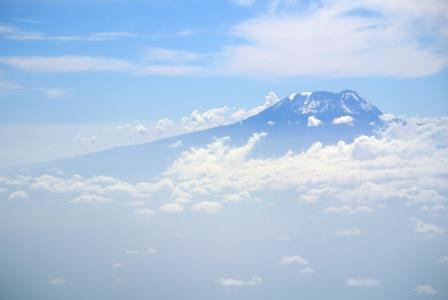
[0,0,447,165]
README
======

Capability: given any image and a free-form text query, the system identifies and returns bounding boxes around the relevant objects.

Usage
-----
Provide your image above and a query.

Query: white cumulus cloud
[8,190,29,200]
[159,202,184,213]
[346,278,381,288]
[218,276,262,287]
[332,115,354,125]
[411,217,446,237]
[280,255,308,266]
[71,194,110,204]
[192,201,223,214]
[48,277,67,285]
[307,115,323,127]
[414,284,438,295]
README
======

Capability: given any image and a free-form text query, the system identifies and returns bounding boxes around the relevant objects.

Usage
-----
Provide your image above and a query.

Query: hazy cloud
[8,190,29,200]
[218,276,262,287]
[414,284,438,295]
[346,278,381,288]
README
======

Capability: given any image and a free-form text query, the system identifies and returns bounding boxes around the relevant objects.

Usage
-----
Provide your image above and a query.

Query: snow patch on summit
[288,93,297,100]
[300,99,323,114]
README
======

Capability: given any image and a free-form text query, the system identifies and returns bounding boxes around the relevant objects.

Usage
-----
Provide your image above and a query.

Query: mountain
[244,90,381,126]
[15,90,385,180]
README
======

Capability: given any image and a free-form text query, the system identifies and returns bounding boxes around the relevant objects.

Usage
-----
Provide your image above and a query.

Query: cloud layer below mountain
[5,116,445,225]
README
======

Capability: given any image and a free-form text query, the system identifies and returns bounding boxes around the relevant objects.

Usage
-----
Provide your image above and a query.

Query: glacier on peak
[277,90,380,116]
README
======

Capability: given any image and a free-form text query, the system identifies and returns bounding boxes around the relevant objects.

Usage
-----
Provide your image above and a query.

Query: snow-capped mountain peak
[242,90,382,127]
[287,90,378,115]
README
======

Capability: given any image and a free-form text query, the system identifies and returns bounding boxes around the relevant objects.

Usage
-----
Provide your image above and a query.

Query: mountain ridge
[6,90,386,180]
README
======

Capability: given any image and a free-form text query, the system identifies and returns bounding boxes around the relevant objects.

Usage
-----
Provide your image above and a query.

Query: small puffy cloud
[379,114,397,122]
[30,174,170,199]
[218,276,262,287]
[182,107,230,131]
[159,202,184,213]
[155,118,174,132]
[177,92,278,133]
[332,116,354,125]
[230,92,279,122]
[71,194,110,204]
[112,262,125,268]
[307,116,323,127]
[168,140,183,148]
[411,218,446,237]
[0,175,32,186]
[324,206,374,215]
[421,204,446,214]
[346,278,381,288]
[73,134,97,145]
[280,255,308,266]
[39,88,70,98]
[8,190,29,200]
[134,208,155,218]
[134,124,148,135]
[437,256,448,264]
[298,188,331,203]
[192,201,223,214]
[414,284,438,295]
[127,248,156,255]
[335,229,361,237]
[224,191,251,202]
[300,267,316,274]
[48,277,67,285]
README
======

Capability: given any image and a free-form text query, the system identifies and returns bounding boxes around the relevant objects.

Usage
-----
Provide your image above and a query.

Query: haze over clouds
[13,117,447,222]
[0,1,447,299]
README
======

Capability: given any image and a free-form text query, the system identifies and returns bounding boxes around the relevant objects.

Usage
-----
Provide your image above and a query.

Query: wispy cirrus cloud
[144,47,204,63]
[0,54,205,76]
[38,87,70,98]
[0,25,136,41]
[221,0,448,77]
[2,1,447,78]
[0,56,133,73]
[0,80,23,93]
[135,64,205,76]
